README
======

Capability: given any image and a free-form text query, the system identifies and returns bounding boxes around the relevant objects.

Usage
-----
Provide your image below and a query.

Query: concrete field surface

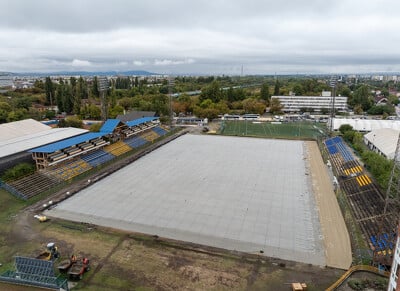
[46,134,326,266]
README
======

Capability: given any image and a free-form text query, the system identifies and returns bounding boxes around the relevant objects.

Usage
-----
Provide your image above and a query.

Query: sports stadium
[1,120,352,266]
[8,116,398,289]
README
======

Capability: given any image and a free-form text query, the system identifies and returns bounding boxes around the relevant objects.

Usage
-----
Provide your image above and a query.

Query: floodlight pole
[329,77,337,133]
[168,76,174,129]
[98,76,108,121]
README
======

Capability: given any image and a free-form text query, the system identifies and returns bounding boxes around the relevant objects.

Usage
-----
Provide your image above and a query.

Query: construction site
[0,118,398,290]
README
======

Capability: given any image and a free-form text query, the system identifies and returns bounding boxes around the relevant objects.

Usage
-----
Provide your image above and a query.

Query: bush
[339,124,353,135]
[2,163,35,181]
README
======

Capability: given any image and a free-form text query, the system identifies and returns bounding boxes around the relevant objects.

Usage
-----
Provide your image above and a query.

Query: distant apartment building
[271,91,348,113]
[0,75,13,88]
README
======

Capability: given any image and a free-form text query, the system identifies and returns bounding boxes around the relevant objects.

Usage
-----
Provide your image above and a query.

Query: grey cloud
[1,0,400,73]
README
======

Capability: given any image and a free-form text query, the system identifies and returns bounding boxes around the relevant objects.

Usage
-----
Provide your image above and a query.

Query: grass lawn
[219,120,327,140]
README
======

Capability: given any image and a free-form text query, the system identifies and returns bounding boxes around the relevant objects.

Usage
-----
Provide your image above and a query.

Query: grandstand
[7,172,61,199]
[49,158,92,181]
[104,141,132,156]
[81,150,114,167]
[324,136,397,261]
[1,120,168,199]
[124,136,148,149]
[0,256,68,290]
[141,130,159,142]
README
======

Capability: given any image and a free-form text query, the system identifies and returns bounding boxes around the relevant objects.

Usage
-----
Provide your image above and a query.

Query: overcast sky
[1,0,400,75]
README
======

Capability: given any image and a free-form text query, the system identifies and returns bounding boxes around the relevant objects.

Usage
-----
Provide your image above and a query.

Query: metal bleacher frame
[0,256,69,291]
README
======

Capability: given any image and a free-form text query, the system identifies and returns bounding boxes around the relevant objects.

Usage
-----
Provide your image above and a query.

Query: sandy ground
[306,141,352,270]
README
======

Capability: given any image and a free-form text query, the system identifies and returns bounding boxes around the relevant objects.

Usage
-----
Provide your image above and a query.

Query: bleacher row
[355,175,372,187]
[2,126,169,200]
[370,233,396,253]
[47,126,168,181]
[324,136,393,255]
[324,136,354,162]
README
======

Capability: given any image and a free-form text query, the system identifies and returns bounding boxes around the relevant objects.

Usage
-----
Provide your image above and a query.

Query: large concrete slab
[46,134,325,265]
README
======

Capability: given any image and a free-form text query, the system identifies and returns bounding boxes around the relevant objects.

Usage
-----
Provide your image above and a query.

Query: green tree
[351,85,373,111]
[339,124,353,135]
[119,97,133,111]
[92,76,100,98]
[353,104,363,115]
[274,79,280,95]
[44,77,55,105]
[200,80,223,103]
[260,82,270,102]
[292,83,304,96]
[108,105,124,118]
[270,98,283,114]
[242,98,266,114]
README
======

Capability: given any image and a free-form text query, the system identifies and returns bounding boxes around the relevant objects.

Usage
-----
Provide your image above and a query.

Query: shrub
[2,163,35,182]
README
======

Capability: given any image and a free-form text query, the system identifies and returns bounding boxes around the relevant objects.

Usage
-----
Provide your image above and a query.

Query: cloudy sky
[1,0,400,74]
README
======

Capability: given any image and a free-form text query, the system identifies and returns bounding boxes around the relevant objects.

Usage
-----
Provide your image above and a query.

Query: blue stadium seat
[325,139,334,147]
[370,235,378,247]
[124,136,148,148]
[327,145,338,155]
[333,136,342,143]
[152,126,168,136]
[81,150,114,167]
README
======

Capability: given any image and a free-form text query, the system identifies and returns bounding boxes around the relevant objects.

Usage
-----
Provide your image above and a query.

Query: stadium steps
[152,126,168,136]
[141,130,159,142]
[7,172,61,199]
[104,141,132,156]
[48,158,92,181]
[81,149,115,167]
[124,136,148,149]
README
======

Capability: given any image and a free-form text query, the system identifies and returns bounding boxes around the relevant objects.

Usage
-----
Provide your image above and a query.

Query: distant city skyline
[1,0,400,74]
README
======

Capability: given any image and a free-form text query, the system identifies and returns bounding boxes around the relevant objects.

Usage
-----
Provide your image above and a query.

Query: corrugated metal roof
[126,117,158,127]
[364,128,400,159]
[0,119,51,142]
[100,119,122,133]
[333,118,400,131]
[0,127,88,158]
[29,132,104,153]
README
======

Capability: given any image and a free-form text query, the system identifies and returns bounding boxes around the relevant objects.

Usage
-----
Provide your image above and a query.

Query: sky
[1,0,400,75]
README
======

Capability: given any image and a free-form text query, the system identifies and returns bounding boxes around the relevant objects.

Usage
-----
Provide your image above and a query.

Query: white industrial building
[0,119,87,173]
[332,118,400,132]
[388,224,400,291]
[271,91,348,113]
[363,129,400,159]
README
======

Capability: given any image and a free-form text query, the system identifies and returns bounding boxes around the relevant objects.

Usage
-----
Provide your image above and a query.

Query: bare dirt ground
[306,141,352,270]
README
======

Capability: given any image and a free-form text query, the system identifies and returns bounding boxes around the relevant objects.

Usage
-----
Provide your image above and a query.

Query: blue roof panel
[29,132,105,153]
[126,117,158,127]
[100,119,121,133]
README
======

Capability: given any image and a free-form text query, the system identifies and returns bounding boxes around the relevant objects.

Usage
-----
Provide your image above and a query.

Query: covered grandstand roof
[29,132,104,153]
[117,110,156,122]
[126,117,158,127]
[28,117,158,154]
[364,128,400,159]
[100,119,124,133]
[0,127,88,158]
[0,119,51,142]
[333,118,400,132]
